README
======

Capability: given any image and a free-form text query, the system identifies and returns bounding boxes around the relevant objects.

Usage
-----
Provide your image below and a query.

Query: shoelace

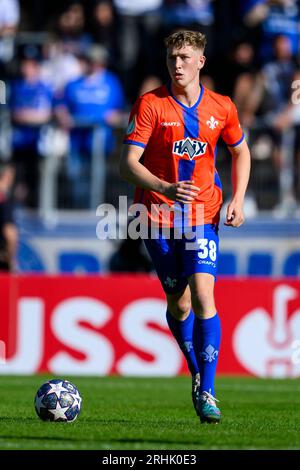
[201,391,220,407]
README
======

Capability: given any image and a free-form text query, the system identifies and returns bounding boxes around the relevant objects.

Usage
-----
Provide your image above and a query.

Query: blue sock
[166,310,199,376]
[193,313,221,396]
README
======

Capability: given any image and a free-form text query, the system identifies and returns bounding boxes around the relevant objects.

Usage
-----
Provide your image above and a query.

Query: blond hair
[164,30,207,52]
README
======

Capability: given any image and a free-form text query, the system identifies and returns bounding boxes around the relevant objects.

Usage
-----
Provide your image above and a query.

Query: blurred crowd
[0,0,300,213]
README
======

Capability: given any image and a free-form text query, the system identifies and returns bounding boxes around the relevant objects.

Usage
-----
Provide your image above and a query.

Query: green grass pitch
[0,375,299,450]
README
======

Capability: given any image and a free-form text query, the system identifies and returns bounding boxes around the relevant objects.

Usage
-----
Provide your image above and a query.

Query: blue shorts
[144,224,219,295]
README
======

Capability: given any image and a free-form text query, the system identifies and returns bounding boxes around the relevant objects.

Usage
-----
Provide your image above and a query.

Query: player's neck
[171,81,201,108]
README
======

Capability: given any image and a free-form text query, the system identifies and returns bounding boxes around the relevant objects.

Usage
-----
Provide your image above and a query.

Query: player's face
[166,45,205,89]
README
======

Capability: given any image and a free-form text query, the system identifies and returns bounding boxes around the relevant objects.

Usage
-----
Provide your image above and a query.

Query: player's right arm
[119,144,200,203]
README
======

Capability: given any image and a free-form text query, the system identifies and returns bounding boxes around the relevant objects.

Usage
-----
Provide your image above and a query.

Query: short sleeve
[221,98,244,148]
[123,97,156,149]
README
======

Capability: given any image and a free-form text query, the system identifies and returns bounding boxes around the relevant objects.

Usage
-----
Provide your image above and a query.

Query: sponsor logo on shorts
[198,260,216,268]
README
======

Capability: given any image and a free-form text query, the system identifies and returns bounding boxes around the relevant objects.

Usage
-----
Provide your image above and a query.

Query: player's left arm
[225,139,251,227]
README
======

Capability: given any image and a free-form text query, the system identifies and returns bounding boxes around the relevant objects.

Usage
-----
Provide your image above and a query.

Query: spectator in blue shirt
[55,45,126,209]
[241,0,300,63]
[9,54,54,208]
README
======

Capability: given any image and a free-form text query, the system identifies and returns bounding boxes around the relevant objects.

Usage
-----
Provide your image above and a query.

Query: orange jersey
[124,84,244,226]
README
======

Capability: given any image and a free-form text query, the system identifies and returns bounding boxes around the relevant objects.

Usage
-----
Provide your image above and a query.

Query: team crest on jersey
[126,116,136,135]
[172,137,207,160]
[206,116,219,129]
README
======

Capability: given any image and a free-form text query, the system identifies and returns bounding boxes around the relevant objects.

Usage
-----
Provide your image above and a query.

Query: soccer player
[120,30,251,423]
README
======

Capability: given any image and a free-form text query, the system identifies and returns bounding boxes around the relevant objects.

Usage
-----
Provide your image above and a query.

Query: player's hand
[224,199,245,227]
[163,180,200,203]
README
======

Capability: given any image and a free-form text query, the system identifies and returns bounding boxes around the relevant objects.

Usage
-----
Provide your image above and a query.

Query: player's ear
[198,54,206,70]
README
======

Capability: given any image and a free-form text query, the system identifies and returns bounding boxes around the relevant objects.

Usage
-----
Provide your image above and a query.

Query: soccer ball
[34,379,82,422]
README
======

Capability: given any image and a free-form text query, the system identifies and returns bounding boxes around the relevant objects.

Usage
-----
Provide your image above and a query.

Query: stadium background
[0,0,300,380]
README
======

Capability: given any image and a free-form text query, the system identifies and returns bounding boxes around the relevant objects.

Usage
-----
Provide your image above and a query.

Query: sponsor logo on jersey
[160,121,181,127]
[172,137,207,159]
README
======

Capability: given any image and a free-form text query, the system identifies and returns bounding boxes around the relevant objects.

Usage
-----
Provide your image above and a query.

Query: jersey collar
[167,82,204,111]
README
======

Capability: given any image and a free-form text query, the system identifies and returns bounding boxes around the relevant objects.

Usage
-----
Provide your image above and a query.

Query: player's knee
[168,298,191,320]
[191,291,214,317]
